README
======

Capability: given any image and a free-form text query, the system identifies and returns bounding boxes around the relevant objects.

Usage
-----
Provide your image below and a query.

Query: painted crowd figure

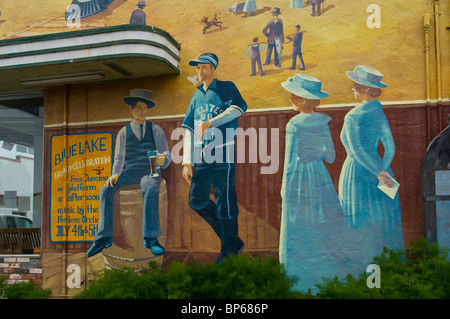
[247,37,266,76]
[262,7,284,68]
[290,0,305,9]
[279,74,349,294]
[182,53,247,263]
[338,65,404,269]
[87,89,171,258]
[286,24,305,70]
[311,0,323,17]
[242,0,257,18]
[129,0,147,25]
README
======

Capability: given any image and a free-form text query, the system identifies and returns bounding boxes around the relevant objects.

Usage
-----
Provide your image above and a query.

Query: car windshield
[17,217,33,228]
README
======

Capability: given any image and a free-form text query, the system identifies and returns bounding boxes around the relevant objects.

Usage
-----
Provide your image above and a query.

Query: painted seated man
[87,89,171,258]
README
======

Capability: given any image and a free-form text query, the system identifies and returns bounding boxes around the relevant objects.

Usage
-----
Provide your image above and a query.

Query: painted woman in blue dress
[338,65,404,268]
[279,74,348,294]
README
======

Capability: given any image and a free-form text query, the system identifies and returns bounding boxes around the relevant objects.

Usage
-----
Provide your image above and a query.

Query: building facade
[0,0,448,297]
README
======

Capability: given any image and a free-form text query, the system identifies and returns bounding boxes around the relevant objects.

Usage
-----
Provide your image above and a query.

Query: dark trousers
[188,161,239,256]
[265,43,280,66]
[95,170,161,240]
[312,2,322,16]
[292,52,305,70]
[251,57,264,75]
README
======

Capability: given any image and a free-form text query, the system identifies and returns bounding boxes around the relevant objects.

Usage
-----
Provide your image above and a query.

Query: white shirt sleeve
[208,106,242,128]
[111,127,127,176]
[182,129,194,166]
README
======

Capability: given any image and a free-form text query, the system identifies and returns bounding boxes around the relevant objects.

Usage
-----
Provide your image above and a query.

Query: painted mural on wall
[180,53,247,263]
[1,0,448,295]
[86,89,171,258]
[0,0,441,113]
[278,66,404,293]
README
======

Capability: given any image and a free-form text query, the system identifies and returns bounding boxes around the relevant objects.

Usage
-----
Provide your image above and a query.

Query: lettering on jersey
[196,104,224,121]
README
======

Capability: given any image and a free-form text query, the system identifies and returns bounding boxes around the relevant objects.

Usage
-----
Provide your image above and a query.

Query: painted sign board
[49,132,113,243]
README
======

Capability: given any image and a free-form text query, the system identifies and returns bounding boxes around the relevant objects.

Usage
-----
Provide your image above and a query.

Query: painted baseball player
[181,53,247,262]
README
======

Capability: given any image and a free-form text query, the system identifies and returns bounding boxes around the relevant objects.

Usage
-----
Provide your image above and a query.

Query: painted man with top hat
[87,89,171,258]
[262,7,284,67]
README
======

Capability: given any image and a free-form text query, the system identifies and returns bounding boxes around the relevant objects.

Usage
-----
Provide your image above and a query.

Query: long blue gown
[338,100,404,269]
[280,112,349,294]
[291,0,305,9]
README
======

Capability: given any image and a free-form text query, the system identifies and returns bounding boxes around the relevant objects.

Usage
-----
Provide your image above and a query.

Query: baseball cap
[189,53,219,69]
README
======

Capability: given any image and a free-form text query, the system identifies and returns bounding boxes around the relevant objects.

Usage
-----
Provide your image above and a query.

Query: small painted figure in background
[291,0,305,9]
[286,24,305,70]
[242,0,257,18]
[262,7,284,68]
[130,0,147,25]
[247,37,266,76]
[311,0,322,17]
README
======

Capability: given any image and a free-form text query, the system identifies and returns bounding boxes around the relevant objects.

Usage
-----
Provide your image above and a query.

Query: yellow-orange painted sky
[0,0,448,116]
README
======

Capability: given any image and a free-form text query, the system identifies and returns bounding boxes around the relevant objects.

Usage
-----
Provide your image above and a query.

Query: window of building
[0,92,44,254]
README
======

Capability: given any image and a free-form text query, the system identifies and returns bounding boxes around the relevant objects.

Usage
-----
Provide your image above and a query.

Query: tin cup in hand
[147,150,159,177]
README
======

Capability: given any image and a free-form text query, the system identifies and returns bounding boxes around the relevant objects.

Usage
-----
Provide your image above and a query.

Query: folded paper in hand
[378,179,400,199]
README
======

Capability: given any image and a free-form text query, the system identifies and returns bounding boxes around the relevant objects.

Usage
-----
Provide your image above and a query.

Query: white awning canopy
[0,25,180,93]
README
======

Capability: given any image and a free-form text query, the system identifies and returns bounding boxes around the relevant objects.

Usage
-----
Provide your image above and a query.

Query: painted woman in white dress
[242,0,257,17]
[279,74,349,294]
[291,0,305,9]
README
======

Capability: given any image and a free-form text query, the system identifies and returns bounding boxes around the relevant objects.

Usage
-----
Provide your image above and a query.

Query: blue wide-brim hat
[123,89,156,108]
[281,73,329,99]
[189,53,219,69]
[346,65,388,88]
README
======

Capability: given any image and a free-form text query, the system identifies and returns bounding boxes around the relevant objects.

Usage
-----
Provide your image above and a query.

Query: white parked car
[0,213,33,229]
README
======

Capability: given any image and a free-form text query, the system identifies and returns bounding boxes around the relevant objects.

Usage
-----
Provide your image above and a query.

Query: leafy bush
[77,238,450,299]
[77,254,298,299]
[162,254,296,299]
[315,237,450,299]
[0,277,51,299]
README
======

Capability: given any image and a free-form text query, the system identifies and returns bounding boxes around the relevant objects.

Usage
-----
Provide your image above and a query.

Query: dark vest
[124,121,156,176]
[251,44,261,59]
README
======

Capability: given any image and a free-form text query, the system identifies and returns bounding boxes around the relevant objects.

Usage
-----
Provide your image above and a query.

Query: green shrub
[75,263,166,299]
[315,237,450,299]
[0,277,51,299]
[77,254,298,299]
[77,238,450,299]
[163,254,297,299]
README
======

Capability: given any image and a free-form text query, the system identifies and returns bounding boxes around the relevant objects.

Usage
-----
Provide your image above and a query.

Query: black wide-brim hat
[137,1,147,7]
[124,89,156,108]
[271,7,282,15]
